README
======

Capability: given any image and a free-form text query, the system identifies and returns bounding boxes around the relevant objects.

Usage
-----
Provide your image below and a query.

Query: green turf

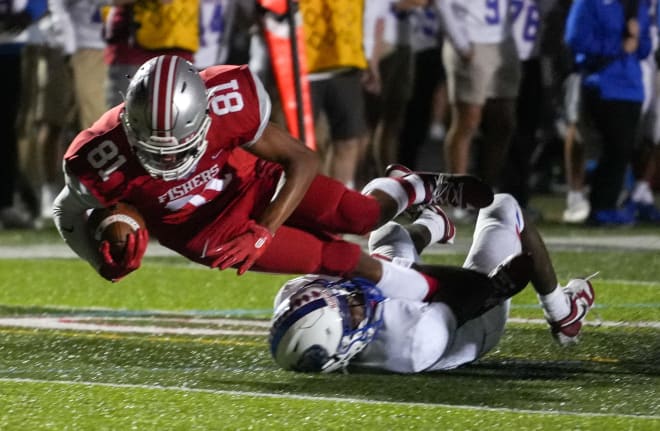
[1,218,659,429]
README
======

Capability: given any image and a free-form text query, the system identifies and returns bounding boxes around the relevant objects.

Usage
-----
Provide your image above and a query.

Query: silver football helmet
[121,55,211,181]
[269,277,385,373]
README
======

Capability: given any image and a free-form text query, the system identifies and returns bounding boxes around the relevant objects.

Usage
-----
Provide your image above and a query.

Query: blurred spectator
[300,0,369,189]
[49,0,108,130]
[397,0,447,170]
[0,0,47,229]
[437,0,521,220]
[500,0,556,220]
[103,0,200,108]
[630,2,660,223]
[196,0,257,70]
[17,13,76,224]
[363,0,424,175]
[532,0,591,223]
[195,0,227,69]
[565,0,651,226]
[560,72,592,223]
[18,0,110,225]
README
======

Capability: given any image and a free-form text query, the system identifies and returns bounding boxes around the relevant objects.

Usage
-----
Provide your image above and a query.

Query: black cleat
[433,174,494,209]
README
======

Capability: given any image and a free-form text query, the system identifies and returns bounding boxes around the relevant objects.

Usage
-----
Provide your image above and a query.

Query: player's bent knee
[481,193,521,223]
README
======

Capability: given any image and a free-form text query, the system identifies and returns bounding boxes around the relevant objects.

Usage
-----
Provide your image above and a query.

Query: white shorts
[427,193,525,370]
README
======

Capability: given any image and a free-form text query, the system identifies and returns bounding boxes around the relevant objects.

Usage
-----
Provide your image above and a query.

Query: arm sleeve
[52,168,105,272]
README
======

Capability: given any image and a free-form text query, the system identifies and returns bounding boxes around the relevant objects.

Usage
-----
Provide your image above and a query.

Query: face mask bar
[121,112,211,181]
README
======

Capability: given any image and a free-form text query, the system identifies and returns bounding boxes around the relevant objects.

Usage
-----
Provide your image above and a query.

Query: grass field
[0,198,659,430]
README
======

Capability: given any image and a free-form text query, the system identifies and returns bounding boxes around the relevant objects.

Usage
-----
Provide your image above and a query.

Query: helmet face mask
[269,278,385,373]
[122,55,211,181]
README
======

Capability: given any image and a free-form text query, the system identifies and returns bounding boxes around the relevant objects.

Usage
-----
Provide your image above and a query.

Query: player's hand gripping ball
[87,202,149,282]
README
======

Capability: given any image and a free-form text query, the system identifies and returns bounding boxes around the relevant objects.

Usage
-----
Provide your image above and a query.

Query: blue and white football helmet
[269,277,385,373]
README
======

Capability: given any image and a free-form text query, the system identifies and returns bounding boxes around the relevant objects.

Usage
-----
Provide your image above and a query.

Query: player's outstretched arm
[210,123,319,275]
[247,122,320,233]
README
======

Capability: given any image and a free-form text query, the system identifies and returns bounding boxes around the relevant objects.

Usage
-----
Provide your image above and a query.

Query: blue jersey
[565,0,652,101]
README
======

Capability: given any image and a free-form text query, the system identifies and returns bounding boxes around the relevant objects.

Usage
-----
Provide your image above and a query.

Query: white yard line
[0,377,657,420]
[1,233,659,259]
[0,316,268,337]
[0,315,658,337]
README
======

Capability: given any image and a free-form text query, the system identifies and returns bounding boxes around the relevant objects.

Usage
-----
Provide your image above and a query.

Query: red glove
[98,229,149,282]
[209,221,274,275]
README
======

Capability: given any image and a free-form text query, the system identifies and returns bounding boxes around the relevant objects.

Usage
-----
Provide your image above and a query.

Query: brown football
[88,202,146,261]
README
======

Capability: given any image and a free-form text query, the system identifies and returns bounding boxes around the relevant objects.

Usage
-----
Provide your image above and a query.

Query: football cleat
[433,174,494,209]
[634,202,660,223]
[587,208,635,226]
[547,276,596,346]
[562,192,590,224]
[385,164,494,209]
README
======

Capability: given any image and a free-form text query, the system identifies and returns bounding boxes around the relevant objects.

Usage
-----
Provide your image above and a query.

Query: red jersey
[64,65,282,263]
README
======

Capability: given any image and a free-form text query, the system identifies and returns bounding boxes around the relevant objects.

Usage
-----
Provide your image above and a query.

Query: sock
[400,174,430,205]
[376,258,433,301]
[362,176,427,216]
[413,207,454,244]
[631,181,653,204]
[538,285,570,322]
[567,190,586,206]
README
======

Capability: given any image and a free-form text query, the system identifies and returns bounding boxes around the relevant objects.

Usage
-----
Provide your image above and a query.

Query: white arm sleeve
[52,169,104,272]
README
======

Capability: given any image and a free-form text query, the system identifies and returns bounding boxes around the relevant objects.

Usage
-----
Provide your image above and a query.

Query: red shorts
[165,174,381,275]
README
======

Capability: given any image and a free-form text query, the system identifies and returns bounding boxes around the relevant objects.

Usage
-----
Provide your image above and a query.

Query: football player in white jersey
[270,194,596,373]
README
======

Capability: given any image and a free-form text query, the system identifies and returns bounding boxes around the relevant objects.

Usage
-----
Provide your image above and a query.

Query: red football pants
[253,175,381,275]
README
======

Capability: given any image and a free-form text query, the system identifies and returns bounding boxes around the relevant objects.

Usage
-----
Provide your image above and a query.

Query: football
[88,202,146,261]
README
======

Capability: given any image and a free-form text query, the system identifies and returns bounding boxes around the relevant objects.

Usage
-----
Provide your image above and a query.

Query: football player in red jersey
[53,55,490,295]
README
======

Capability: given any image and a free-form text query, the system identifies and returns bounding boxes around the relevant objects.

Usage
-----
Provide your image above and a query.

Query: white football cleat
[547,276,596,346]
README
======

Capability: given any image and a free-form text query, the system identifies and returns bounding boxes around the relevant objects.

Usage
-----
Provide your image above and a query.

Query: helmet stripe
[269,298,327,357]
[151,56,177,136]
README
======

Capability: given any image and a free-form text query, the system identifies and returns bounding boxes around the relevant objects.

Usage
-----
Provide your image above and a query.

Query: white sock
[413,207,451,244]
[376,259,430,301]
[538,285,570,322]
[362,177,415,216]
[631,181,654,204]
[567,190,586,205]
[403,174,429,205]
